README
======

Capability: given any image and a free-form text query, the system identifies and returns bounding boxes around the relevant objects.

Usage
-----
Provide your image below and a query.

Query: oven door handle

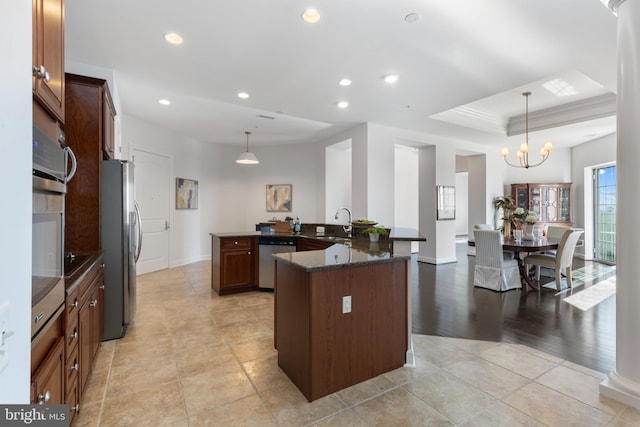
[64,147,77,183]
[134,202,143,263]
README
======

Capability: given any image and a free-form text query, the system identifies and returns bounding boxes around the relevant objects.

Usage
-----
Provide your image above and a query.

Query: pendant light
[501,92,553,169]
[236,131,259,164]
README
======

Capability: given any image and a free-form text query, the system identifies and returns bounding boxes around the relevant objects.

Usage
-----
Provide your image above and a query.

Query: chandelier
[501,92,553,169]
[235,131,259,165]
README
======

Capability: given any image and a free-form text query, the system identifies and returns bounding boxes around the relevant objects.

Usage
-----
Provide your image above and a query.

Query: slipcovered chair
[467,224,493,256]
[524,228,584,291]
[473,230,522,291]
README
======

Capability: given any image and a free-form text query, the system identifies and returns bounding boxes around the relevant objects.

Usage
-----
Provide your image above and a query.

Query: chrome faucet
[334,207,352,237]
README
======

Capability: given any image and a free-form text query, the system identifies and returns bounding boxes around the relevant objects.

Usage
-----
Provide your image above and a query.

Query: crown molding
[507,93,616,136]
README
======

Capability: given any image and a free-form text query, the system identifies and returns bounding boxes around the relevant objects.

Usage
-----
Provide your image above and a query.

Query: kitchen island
[274,243,410,401]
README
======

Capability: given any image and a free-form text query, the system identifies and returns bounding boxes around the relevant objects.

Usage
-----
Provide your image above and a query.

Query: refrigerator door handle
[134,202,143,263]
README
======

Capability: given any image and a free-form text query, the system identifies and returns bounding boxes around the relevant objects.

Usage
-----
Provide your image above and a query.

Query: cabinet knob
[32,65,50,82]
[69,331,78,341]
[89,299,98,307]
[69,363,79,372]
[37,391,50,404]
[70,300,79,308]
[71,404,80,413]
[248,251,252,255]
[234,241,238,245]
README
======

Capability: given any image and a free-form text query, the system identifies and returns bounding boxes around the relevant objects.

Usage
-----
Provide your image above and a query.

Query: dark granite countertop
[64,251,102,295]
[273,242,409,272]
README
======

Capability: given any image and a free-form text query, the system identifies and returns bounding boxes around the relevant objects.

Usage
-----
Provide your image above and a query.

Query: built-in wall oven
[31,126,75,338]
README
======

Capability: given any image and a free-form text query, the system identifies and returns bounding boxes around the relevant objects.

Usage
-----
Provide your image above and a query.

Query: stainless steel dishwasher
[259,236,297,290]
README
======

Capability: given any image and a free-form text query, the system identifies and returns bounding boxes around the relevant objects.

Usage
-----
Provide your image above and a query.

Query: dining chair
[473,230,522,291]
[523,228,584,291]
[467,224,493,257]
[541,225,571,256]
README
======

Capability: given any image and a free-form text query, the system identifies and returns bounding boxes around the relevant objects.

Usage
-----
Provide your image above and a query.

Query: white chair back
[546,225,570,240]
[474,230,504,268]
[556,229,584,270]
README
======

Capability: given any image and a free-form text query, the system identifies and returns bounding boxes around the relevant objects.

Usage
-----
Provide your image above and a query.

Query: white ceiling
[64,0,618,151]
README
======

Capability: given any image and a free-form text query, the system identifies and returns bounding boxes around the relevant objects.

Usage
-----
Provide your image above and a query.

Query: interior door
[132,149,171,275]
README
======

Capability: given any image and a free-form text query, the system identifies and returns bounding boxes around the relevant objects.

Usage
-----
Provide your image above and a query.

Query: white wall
[505,146,572,187]
[199,140,320,258]
[455,172,469,236]
[394,145,419,230]
[325,140,352,223]
[123,115,202,267]
[0,0,32,403]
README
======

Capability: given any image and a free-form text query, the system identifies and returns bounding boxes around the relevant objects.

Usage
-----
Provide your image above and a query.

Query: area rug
[541,263,616,292]
[562,277,616,311]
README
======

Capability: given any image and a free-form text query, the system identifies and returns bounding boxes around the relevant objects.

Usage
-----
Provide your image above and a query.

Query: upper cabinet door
[33,0,65,123]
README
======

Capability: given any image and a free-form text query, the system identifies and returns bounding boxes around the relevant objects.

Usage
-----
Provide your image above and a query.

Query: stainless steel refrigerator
[102,159,142,340]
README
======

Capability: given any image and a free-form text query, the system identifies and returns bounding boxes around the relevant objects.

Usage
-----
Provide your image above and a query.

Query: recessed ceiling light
[164,33,183,45]
[237,92,250,99]
[158,99,171,106]
[339,78,352,87]
[404,13,420,23]
[302,9,321,23]
[384,74,399,84]
[337,101,349,109]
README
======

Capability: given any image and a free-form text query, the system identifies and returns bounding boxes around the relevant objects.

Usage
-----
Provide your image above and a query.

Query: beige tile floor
[74,261,640,427]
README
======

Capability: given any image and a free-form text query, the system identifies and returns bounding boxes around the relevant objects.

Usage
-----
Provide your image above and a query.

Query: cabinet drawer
[65,286,80,329]
[65,344,79,396]
[66,376,79,425]
[65,314,79,357]
[221,237,252,250]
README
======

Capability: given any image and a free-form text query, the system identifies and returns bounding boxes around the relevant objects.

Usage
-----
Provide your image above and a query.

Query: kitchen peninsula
[209,226,425,401]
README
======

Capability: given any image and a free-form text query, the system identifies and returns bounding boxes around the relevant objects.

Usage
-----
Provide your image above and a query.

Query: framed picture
[436,185,455,220]
[266,184,292,212]
[176,178,199,209]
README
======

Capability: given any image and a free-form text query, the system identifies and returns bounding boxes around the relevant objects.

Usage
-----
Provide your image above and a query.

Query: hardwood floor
[411,242,616,374]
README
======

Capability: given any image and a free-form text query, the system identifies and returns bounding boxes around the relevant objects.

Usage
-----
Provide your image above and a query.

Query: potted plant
[493,195,516,237]
[361,226,389,242]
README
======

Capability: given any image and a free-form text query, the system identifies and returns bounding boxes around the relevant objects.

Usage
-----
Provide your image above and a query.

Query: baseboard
[601,371,640,411]
[417,255,458,265]
[170,256,205,268]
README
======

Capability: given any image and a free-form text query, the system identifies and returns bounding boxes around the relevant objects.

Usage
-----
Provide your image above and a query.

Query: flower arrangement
[513,207,537,225]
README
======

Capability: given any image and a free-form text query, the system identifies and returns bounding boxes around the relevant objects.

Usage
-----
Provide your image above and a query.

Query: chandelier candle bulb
[501,147,509,157]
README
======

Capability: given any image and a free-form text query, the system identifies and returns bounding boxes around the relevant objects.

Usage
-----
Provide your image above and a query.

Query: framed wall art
[176,178,199,209]
[266,184,292,212]
[436,185,455,220]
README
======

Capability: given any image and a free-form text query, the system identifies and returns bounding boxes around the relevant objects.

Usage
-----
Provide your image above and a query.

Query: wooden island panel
[275,258,408,401]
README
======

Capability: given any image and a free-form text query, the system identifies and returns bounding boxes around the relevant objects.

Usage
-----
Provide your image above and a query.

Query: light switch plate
[342,296,352,314]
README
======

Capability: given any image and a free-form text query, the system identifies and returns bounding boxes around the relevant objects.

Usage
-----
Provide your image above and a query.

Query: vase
[503,220,512,238]
[523,223,534,240]
[369,233,380,243]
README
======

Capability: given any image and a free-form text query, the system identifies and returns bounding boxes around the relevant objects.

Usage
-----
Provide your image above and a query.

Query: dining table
[501,236,561,290]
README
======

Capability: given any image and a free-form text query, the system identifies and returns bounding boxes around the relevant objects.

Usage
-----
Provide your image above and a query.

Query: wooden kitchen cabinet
[31,336,65,405]
[63,74,117,253]
[32,0,65,123]
[210,235,259,295]
[64,256,104,418]
[511,183,572,229]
